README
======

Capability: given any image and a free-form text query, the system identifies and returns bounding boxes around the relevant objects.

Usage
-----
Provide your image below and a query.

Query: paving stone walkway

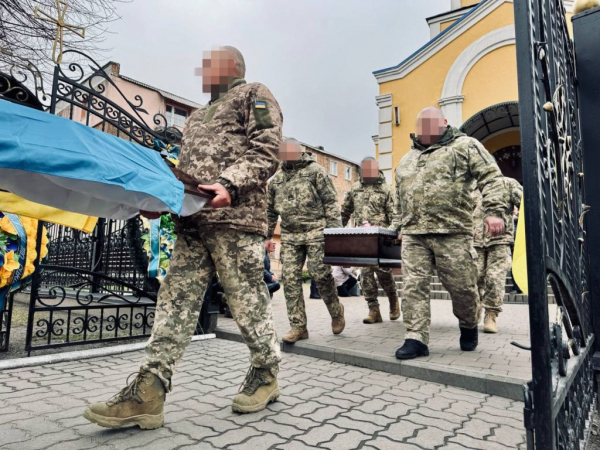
[217,285,536,399]
[0,339,526,450]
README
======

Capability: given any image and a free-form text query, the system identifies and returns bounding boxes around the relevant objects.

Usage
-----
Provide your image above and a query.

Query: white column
[438,94,465,127]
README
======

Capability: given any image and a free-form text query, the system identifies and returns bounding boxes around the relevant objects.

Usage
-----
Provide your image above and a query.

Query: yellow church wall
[481,129,521,154]
[440,20,456,32]
[461,44,518,120]
[377,2,516,171]
[461,0,481,7]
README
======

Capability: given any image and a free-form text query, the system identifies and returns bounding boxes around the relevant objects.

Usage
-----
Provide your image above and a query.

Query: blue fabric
[148,218,161,278]
[264,251,274,283]
[0,99,184,216]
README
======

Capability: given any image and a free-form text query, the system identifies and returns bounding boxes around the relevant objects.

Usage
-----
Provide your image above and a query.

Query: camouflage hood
[411,126,465,151]
[359,170,386,185]
[281,152,315,173]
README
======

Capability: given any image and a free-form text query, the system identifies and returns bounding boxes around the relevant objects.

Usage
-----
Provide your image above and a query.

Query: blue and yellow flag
[512,194,528,294]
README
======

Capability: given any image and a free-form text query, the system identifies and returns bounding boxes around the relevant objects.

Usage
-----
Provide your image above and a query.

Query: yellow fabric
[512,194,528,295]
[0,192,98,233]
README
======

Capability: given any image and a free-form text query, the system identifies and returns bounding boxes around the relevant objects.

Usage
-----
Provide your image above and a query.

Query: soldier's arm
[511,180,523,210]
[393,169,403,233]
[340,190,354,227]
[468,140,509,219]
[266,183,278,239]
[385,189,397,230]
[316,169,343,228]
[217,84,282,203]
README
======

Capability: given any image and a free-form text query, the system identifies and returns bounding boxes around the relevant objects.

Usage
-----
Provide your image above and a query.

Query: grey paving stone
[294,423,345,446]
[487,424,527,448]
[407,425,456,448]
[448,434,517,450]
[228,433,286,450]
[320,429,371,449]
[364,436,424,450]
[205,427,262,448]
[327,416,384,435]
[249,418,305,439]
[303,405,345,422]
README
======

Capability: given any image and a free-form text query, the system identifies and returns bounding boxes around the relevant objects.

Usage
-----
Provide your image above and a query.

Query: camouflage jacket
[472,177,522,247]
[267,152,342,244]
[176,78,283,236]
[341,171,396,228]
[394,126,508,236]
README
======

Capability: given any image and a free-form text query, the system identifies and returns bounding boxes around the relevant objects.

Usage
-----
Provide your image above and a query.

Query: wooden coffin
[323,227,401,268]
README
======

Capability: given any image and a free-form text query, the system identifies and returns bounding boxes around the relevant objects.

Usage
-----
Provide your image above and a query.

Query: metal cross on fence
[33,0,86,64]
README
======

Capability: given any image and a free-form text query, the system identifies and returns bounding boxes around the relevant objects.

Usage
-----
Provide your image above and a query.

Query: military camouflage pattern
[267,152,342,244]
[142,228,281,391]
[401,234,480,345]
[476,245,511,314]
[394,127,508,235]
[472,177,522,247]
[361,267,397,308]
[341,171,397,228]
[178,78,283,236]
[281,242,341,329]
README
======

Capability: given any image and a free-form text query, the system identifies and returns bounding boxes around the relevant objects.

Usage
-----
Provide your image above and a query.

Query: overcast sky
[103,0,449,163]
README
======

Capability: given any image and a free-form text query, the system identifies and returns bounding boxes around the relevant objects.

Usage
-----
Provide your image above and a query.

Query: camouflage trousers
[362,267,397,308]
[281,241,341,330]
[141,228,281,392]
[476,244,512,314]
[401,234,480,345]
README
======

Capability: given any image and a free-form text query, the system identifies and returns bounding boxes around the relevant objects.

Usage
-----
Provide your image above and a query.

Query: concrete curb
[0,334,216,371]
[216,327,526,401]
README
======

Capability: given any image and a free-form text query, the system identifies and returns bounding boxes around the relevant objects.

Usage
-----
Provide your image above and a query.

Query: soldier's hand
[272,274,278,282]
[140,210,162,220]
[198,183,231,208]
[485,217,505,237]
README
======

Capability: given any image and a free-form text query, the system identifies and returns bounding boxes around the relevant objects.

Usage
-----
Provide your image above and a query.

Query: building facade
[372,0,575,184]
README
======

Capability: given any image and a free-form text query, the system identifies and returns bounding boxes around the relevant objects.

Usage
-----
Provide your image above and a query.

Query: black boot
[460,327,478,351]
[395,339,429,360]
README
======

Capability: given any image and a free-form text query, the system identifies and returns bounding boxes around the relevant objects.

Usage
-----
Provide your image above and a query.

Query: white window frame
[166,104,188,128]
[329,160,338,176]
[344,165,352,181]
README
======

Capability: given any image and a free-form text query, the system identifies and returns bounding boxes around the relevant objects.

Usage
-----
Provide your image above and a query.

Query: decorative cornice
[375,94,393,108]
[438,95,465,106]
[373,0,513,84]
[372,135,380,144]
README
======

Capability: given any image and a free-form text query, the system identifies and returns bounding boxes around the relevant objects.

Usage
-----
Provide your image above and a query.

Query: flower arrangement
[0,214,49,289]
[140,214,177,282]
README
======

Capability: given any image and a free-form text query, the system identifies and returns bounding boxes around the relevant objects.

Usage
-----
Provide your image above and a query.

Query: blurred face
[416,108,448,145]
[200,49,238,94]
[265,240,275,253]
[361,159,379,183]
[278,141,302,162]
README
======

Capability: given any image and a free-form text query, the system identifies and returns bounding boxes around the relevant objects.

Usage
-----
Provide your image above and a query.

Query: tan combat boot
[484,311,498,333]
[363,306,383,324]
[331,303,345,334]
[83,372,165,429]
[282,328,309,343]
[232,367,280,414]
[389,294,401,321]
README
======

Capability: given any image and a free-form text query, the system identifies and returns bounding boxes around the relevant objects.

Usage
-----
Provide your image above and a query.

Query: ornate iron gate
[0,50,217,354]
[514,0,595,448]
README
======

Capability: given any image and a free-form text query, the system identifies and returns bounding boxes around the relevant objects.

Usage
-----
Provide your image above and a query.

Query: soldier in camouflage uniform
[341,157,400,324]
[267,139,346,343]
[472,177,522,333]
[84,47,283,429]
[394,107,508,360]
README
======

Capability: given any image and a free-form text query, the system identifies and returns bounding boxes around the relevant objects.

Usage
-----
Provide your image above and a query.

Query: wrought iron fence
[514,0,595,448]
[0,50,217,354]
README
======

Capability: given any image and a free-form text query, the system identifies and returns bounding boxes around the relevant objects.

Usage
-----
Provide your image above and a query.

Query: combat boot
[83,371,165,429]
[282,328,309,343]
[460,327,479,351]
[395,339,430,360]
[331,303,345,334]
[389,294,401,321]
[363,305,383,324]
[232,367,280,414]
[484,311,498,333]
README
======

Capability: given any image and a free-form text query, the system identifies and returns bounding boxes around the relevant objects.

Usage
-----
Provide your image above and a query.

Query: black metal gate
[0,51,218,354]
[514,0,595,448]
